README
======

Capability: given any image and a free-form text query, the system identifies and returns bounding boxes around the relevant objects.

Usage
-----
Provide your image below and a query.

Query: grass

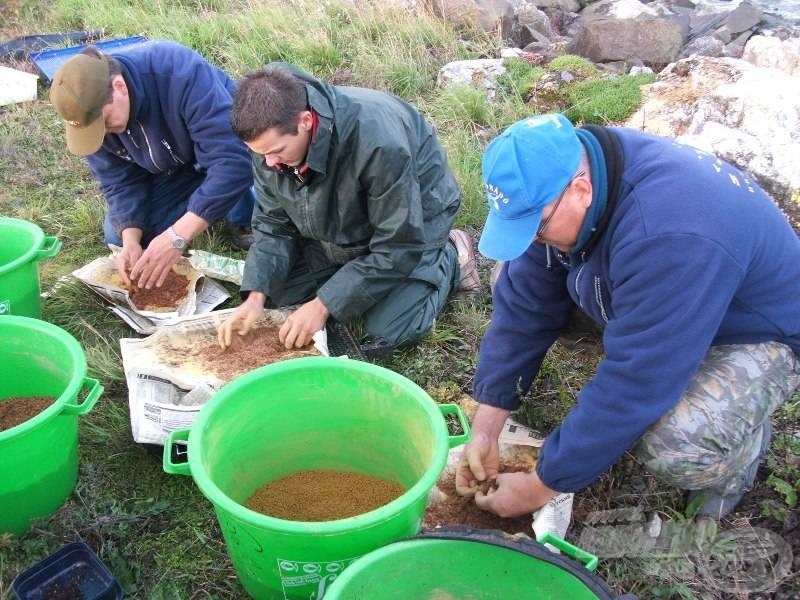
[2,1,797,598]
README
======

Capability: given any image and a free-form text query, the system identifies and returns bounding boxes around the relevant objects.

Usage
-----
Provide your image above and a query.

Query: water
[694,0,800,23]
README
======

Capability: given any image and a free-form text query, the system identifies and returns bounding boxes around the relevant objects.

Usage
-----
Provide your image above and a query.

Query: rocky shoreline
[425,0,800,230]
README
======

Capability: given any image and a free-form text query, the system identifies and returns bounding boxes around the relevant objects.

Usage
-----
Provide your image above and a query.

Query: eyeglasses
[535,170,585,240]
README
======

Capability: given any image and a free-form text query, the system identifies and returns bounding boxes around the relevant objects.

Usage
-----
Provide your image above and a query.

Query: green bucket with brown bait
[325,528,635,599]
[0,217,61,318]
[0,316,103,534]
[164,356,470,600]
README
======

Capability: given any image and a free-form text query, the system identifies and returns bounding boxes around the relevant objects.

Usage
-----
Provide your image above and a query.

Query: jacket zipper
[161,140,184,165]
[574,263,586,309]
[137,122,163,171]
[594,276,609,323]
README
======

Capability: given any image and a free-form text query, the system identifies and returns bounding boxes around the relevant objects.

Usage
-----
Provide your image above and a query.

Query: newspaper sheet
[119,308,329,444]
[72,254,230,334]
[188,249,245,285]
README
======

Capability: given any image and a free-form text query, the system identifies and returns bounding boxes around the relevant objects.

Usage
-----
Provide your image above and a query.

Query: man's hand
[129,230,182,289]
[455,431,500,497]
[474,470,558,518]
[279,297,330,349]
[455,403,510,496]
[116,242,143,287]
[218,292,267,350]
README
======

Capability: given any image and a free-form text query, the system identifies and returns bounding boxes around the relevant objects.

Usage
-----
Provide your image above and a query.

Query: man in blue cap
[455,113,800,519]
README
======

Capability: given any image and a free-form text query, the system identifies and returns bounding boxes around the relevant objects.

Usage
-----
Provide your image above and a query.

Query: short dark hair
[80,46,122,104]
[231,67,308,141]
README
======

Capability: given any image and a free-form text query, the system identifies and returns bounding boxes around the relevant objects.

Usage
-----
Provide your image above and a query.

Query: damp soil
[42,575,85,600]
[0,396,55,432]
[128,270,190,311]
[183,325,318,382]
[424,463,534,536]
[245,470,406,521]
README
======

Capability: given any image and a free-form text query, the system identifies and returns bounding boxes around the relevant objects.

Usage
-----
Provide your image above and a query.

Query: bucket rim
[0,217,45,276]
[0,315,88,440]
[325,533,619,599]
[186,356,450,533]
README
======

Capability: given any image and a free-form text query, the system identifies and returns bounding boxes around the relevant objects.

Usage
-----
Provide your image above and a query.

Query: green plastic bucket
[324,528,631,599]
[163,356,470,600]
[0,316,103,535]
[0,217,61,318]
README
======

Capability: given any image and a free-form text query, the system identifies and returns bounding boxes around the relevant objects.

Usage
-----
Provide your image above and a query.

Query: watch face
[174,237,186,250]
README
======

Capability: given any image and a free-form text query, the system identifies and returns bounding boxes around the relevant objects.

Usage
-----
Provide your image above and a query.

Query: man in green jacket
[217,64,480,350]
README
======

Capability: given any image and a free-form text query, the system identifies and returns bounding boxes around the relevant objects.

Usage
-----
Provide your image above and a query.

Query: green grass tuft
[547,54,599,77]
[566,73,656,125]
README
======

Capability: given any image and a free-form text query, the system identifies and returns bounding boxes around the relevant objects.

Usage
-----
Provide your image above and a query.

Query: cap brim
[65,116,105,156]
[478,207,543,261]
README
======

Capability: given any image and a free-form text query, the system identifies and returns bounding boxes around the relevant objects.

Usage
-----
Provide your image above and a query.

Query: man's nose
[264,154,279,167]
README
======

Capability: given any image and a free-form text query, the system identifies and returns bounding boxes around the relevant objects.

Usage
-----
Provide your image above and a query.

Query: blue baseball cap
[478,113,582,260]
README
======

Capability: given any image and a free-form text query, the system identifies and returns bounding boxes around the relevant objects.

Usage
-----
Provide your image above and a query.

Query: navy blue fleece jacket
[85,41,253,233]
[473,127,800,493]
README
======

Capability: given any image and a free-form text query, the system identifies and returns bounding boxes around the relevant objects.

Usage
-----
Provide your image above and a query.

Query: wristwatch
[167,226,187,250]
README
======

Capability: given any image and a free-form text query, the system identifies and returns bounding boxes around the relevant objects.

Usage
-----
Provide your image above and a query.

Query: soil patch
[246,470,406,521]
[0,396,55,431]
[424,463,534,535]
[128,270,190,311]
[42,575,85,600]
[184,325,318,381]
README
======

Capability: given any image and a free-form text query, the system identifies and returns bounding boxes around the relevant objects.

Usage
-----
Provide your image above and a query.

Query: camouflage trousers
[633,342,800,494]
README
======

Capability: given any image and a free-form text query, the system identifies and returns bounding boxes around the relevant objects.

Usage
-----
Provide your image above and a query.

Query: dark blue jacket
[474,127,800,493]
[85,41,253,233]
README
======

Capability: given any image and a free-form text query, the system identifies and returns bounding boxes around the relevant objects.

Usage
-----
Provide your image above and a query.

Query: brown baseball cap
[50,52,110,156]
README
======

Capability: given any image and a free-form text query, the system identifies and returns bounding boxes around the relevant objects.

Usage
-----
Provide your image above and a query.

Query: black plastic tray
[326,319,393,361]
[12,541,123,600]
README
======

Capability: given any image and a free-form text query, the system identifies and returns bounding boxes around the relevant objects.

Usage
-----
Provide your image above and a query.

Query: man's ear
[297,110,314,132]
[112,75,128,96]
[574,174,593,208]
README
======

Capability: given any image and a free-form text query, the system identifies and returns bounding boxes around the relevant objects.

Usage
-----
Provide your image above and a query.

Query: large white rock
[742,34,800,76]
[626,55,800,199]
[437,59,508,98]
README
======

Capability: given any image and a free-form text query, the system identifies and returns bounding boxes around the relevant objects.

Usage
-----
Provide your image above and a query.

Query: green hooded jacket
[241,64,461,321]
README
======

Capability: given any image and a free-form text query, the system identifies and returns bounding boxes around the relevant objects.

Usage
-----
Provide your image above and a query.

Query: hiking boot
[230,224,255,250]
[448,229,482,293]
[687,419,772,519]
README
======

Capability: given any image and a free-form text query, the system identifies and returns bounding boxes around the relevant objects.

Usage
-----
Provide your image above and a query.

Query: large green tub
[164,356,470,599]
[0,316,103,534]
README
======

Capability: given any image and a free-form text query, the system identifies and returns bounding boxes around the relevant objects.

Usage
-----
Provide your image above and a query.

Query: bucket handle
[536,533,599,572]
[163,428,191,476]
[61,377,103,415]
[36,235,62,260]
[438,403,471,448]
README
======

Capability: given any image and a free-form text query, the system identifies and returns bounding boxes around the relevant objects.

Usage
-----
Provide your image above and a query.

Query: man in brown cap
[50,40,255,289]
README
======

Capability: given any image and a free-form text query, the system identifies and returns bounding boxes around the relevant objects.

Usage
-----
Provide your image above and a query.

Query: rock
[426,0,512,32]
[742,34,800,76]
[500,47,525,58]
[629,65,654,75]
[725,0,762,34]
[680,35,725,58]
[579,0,660,19]
[598,60,629,73]
[569,17,684,66]
[437,58,508,98]
[515,3,556,46]
[626,55,800,202]
[428,0,560,48]
[723,30,753,58]
[530,0,580,11]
